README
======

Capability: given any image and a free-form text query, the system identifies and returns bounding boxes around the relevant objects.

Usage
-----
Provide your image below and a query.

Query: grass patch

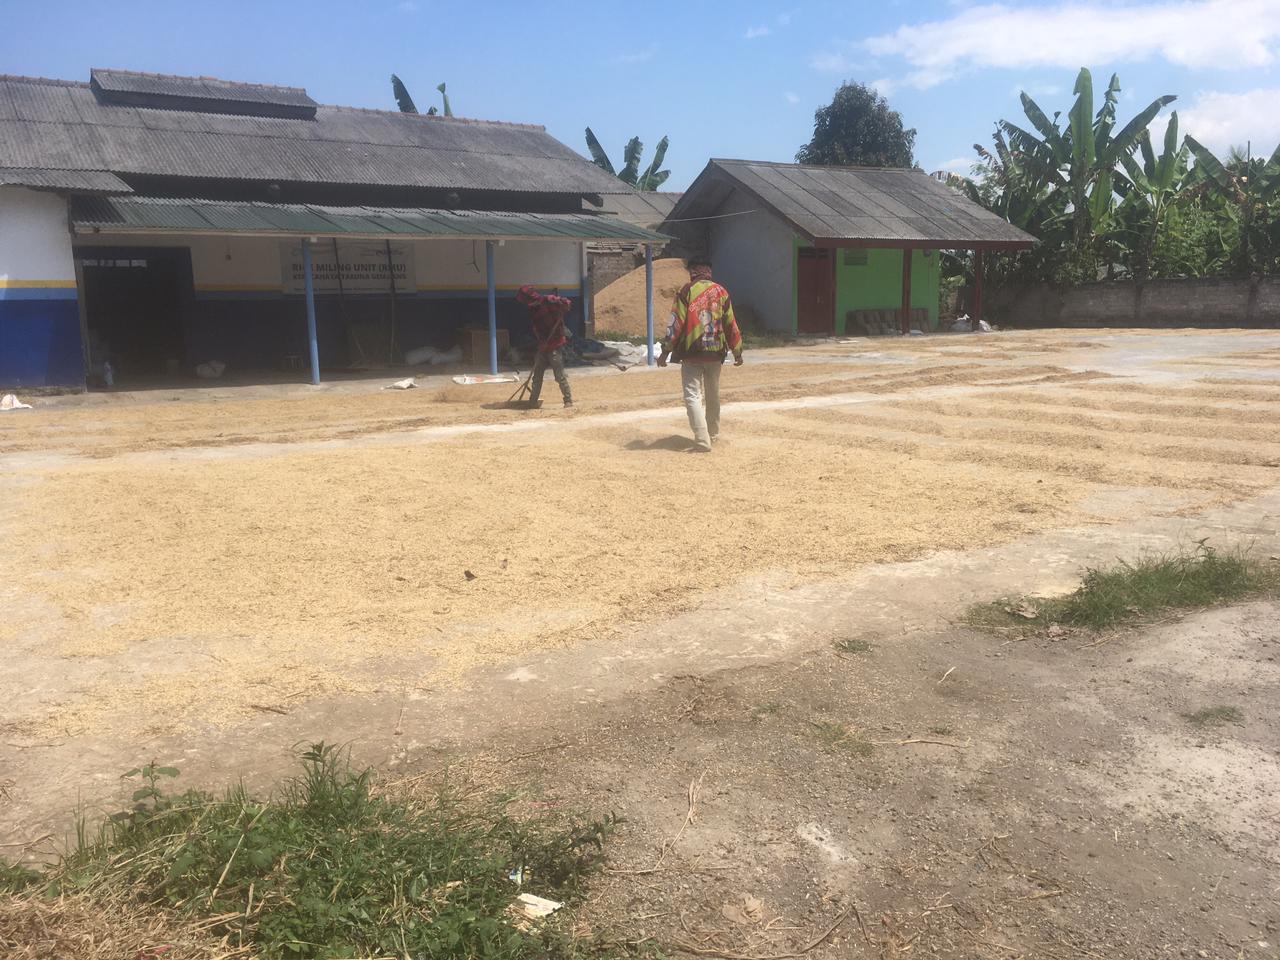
[750,701,782,722]
[3,745,619,959]
[1183,705,1244,729]
[833,637,872,655]
[966,542,1279,634]
[808,721,875,757]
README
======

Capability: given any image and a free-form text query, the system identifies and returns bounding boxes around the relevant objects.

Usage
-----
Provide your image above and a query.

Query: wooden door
[796,247,834,334]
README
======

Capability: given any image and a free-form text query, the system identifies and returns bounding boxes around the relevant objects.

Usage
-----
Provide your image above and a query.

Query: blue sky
[3,0,1279,190]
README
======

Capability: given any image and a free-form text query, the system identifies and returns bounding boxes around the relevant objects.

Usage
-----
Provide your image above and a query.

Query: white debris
[510,893,562,920]
[405,344,463,365]
[0,393,32,411]
[385,377,417,390]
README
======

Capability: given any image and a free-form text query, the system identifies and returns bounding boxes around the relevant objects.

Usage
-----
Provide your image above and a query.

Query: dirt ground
[2,328,1279,957]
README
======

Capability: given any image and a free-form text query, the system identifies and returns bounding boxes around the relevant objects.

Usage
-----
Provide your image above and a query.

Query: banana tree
[1185,136,1280,275]
[1117,112,1189,279]
[999,68,1175,279]
[584,129,671,191]
[390,75,452,117]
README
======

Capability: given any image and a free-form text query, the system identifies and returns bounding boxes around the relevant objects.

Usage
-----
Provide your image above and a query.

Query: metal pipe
[486,240,498,375]
[973,249,985,331]
[303,238,320,385]
[900,247,913,335]
[645,243,655,365]
[580,241,591,338]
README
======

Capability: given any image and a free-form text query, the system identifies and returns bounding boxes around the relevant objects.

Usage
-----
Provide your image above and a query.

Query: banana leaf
[619,136,643,186]
[1186,136,1233,191]
[584,128,615,174]
[1102,95,1177,163]
[391,74,417,114]
[436,83,452,118]
[1069,68,1096,179]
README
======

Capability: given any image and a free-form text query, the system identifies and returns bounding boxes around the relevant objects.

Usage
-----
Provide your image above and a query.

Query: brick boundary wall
[990,277,1280,327]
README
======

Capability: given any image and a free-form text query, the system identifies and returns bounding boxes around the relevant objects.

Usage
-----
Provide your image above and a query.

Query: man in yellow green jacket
[657,257,744,452]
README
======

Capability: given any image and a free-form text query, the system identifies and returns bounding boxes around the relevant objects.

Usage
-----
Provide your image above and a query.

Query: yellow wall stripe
[0,278,77,288]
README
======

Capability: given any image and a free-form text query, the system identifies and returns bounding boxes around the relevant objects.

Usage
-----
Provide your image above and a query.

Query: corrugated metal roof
[0,73,633,196]
[91,68,318,109]
[669,160,1036,248]
[0,166,130,193]
[70,195,669,242]
[589,190,683,228]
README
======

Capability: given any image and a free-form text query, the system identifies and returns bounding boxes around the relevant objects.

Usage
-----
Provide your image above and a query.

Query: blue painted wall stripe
[0,286,79,301]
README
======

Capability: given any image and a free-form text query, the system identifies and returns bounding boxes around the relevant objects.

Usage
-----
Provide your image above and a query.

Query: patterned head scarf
[516,284,543,306]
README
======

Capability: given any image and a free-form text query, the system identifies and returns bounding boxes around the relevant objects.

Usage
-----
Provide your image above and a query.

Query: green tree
[998,69,1175,280]
[1185,138,1280,276]
[796,82,916,168]
[583,130,671,190]
[390,75,452,117]
[1117,112,1190,279]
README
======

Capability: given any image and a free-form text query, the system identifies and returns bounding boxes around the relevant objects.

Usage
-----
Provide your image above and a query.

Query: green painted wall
[832,248,939,333]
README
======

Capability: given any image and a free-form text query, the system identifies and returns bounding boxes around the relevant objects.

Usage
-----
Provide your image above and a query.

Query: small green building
[664,160,1035,335]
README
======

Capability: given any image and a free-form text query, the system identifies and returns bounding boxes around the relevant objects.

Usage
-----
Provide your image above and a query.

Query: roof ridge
[318,103,545,131]
[91,67,309,95]
[711,158,927,174]
[0,71,545,130]
[0,73,88,88]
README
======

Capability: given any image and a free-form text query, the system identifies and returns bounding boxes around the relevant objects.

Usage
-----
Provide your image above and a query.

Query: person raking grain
[516,284,574,408]
[657,257,743,451]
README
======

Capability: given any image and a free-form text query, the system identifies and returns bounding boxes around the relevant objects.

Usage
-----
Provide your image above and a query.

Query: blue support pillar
[486,240,498,375]
[645,243,655,366]
[303,238,320,385]
[580,242,591,337]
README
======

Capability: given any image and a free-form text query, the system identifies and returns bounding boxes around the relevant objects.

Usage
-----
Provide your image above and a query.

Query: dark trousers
[529,348,572,403]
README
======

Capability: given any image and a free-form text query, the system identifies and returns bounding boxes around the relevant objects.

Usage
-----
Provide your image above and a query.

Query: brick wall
[991,278,1280,327]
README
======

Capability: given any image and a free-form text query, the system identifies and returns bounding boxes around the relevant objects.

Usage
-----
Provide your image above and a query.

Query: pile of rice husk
[593,258,688,336]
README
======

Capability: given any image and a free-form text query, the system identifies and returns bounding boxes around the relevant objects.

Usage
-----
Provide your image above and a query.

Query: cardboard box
[463,328,509,362]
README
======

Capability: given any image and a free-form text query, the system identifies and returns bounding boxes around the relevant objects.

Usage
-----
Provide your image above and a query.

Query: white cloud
[870,77,896,96]
[934,156,975,174]
[745,25,771,39]
[864,0,1280,89]
[1179,88,1280,155]
[777,12,793,26]
[811,51,858,74]
[1012,82,1062,98]
[785,91,801,104]
[396,0,419,10]
[615,44,657,65]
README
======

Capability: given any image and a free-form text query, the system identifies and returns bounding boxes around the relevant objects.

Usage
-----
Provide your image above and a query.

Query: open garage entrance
[76,247,193,385]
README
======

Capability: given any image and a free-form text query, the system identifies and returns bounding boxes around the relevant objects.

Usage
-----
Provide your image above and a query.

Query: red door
[797,247,834,334]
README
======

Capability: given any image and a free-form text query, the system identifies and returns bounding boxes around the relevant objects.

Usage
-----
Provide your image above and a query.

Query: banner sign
[280,241,416,295]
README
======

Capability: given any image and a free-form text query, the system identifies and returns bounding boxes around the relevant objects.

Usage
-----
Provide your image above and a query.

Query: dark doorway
[796,247,834,335]
[78,247,192,382]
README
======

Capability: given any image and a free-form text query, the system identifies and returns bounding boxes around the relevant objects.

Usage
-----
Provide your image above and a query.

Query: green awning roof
[70,195,670,242]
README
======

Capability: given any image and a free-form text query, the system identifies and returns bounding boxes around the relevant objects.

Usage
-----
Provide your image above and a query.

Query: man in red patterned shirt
[516,284,574,408]
[657,258,743,451]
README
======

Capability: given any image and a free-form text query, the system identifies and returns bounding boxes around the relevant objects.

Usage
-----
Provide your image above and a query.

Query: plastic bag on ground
[1,393,33,411]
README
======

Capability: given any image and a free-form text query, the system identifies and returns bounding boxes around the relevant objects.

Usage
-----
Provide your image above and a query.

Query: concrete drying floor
[1,328,1279,958]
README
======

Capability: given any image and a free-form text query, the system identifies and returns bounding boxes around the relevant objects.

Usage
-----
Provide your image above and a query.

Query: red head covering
[516,284,543,306]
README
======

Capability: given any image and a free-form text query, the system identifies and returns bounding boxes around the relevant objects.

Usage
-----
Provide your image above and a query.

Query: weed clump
[966,542,1278,634]
[1183,705,1244,729]
[3,744,618,959]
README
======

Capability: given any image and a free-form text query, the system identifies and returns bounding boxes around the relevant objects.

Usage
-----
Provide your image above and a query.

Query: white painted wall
[416,238,581,291]
[709,189,797,332]
[0,187,75,284]
[75,234,582,293]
